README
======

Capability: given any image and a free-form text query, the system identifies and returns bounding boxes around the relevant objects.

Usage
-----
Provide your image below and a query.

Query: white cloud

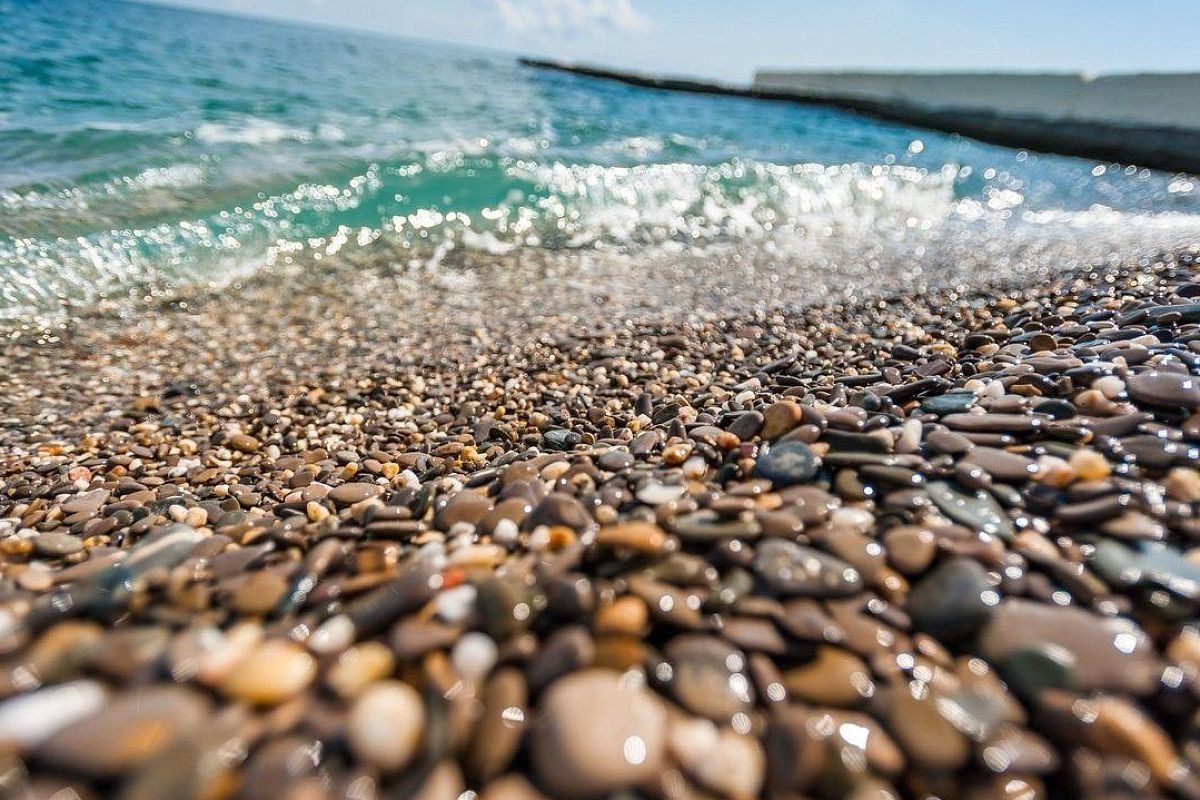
[492,0,651,35]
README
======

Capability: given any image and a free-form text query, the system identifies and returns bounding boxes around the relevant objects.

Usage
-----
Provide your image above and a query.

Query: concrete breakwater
[522,58,1200,174]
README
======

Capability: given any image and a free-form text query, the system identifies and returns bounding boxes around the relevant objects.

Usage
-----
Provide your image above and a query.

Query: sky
[133,0,1200,83]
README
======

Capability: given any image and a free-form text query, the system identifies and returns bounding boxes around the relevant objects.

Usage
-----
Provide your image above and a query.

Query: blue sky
[135,0,1200,83]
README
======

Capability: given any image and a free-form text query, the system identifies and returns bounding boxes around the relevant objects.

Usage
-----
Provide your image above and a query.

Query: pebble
[35,686,209,776]
[0,680,108,750]
[452,631,499,682]
[908,556,999,640]
[329,482,384,506]
[668,717,765,800]
[218,639,317,705]
[980,600,1160,695]
[1127,370,1200,409]
[664,635,753,721]
[347,680,425,773]
[531,670,666,798]
[754,441,821,486]
[326,641,395,698]
[753,539,863,597]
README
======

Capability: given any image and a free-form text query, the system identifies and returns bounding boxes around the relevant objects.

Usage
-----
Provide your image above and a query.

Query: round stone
[908,557,999,641]
[347,680,425,773]
[531,669,666,798]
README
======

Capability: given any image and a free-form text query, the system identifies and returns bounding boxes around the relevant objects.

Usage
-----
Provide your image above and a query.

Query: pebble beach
[2,242,1200,799]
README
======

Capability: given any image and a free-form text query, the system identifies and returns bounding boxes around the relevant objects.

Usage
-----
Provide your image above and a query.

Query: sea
[2,0,1199,316]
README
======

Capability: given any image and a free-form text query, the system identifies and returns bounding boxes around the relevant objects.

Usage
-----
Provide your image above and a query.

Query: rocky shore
[2,246,1200,800]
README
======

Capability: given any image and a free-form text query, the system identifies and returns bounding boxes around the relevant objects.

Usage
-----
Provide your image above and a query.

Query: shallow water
[1,0,1198,315]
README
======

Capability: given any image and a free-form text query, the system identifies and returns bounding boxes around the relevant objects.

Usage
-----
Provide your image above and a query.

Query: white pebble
[308,614,356,655]
[451,632,498,683]
[636,482,685,506]
[435,584,478,623]
[0,680,107,750]
[492,518,520,544]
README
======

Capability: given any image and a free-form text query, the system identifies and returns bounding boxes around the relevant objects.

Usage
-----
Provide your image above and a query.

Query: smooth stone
[595,596,649,635]
[728,411,765,441]
[882,525,936,576]
[597,448,634,471]
[926,480,1014,539]
[390,617,463,660]
[922,392,979,415]
[480,775,552,800]
[466,667,528,783]
[761,401,805,440]
[435,490,492,530]
[36,686,209,777]
[942,412,1043,433]
[0,680,108,751]
[526,493,592,531]
[635,481,686,505]
[218,639,317,705]
[664,635,754,722]
[882,685,971,770]
[753,539,863,597]
[782,645,873,707]
[348,680,425,773]
[452,631,499,683]
[326,641,395,699]
[33,532,85,558]
[668,717,765,800]
[1090,539,1200,603]
[531,669,666,798]
[1128,370,1200,409]
[596,521,671,553]
[542,429,581,451]
[755,441,821,487]
[329,482,384,506]
[979,599,1160,695]
[908,557,999,640]
[231,571,289,615]
[805,708,906,778]
[671,510,761,542]
[962,447,1039,483]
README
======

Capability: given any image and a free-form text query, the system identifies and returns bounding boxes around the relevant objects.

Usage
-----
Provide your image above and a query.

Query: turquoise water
[2,0,1199,314]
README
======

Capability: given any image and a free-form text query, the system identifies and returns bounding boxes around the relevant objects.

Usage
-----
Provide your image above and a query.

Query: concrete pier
[520,58,1200,174]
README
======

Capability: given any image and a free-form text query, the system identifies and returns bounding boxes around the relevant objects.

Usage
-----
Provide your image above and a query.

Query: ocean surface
[2,0,1199,316]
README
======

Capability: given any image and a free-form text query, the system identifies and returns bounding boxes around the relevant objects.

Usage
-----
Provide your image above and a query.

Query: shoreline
[522,58,1200,174]
[2,246,1200,797]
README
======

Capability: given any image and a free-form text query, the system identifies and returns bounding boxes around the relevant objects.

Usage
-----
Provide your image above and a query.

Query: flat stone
[664,635,753,722]
[754,441,820,486]
[926,480,1014,539]
[980,599,1160,695]
[329,482,384,506]
[33,532,85,558]
[1128,370,1200,409]
[36,686,209,777]
[753,539,863,597]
